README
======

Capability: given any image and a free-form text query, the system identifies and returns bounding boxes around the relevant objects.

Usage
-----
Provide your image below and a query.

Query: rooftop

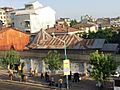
[46,24,81,35]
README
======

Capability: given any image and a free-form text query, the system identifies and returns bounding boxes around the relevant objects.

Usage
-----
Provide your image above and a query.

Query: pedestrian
[41,72,44,79]
[73,72,79,82]
[18,64,22,74]
[58,78,63,89]
[30,68,34,77]
[34,68,38,76]
[49,77,55,87]
[8,69,13,80]
[45,72,49,82]
[68,71,72,81]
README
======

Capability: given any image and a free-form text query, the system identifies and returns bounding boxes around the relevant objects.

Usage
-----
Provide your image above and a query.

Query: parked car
[113,72,120,77]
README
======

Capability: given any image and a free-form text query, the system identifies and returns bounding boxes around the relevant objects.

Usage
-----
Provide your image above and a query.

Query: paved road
[0,81,55,90]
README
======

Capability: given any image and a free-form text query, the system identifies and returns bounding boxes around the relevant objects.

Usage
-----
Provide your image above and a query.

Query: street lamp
[52,33,69,89]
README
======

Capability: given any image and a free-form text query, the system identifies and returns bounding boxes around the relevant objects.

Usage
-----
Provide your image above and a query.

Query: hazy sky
[0,0,120,19]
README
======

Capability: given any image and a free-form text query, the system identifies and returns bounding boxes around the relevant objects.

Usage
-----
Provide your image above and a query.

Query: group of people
[40,72,50,81]
[40,71,82,89]
[49,77,63,89]
[8,64,22,81]
[8,63,28,81]
[40,72,64,89]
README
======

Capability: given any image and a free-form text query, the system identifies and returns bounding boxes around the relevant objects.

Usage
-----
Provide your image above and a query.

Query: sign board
[63,59,70,75]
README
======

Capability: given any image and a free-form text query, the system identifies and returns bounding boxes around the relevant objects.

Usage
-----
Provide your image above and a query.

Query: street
[0,81,54,90]
[0,69,114,90]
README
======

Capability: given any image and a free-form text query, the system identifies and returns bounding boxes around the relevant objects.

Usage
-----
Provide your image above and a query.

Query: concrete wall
[14,14,30,32]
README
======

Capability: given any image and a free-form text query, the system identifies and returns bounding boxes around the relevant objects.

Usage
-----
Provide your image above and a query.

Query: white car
[114,72,120,77]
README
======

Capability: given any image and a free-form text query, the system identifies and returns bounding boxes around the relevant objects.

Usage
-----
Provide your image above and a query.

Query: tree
[81,31,88,39]
[81,28,113,41]
[1,50,20,69]
[89,50,116,87]
[95,28,113,41]
[70,19,77,27]
[44,50,62,73]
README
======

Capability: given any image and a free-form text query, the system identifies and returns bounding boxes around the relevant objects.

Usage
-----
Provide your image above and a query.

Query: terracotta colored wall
[0,28,29,51]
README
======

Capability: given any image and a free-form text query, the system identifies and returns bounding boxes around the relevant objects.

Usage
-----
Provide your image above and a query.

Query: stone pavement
[0,69,114,90]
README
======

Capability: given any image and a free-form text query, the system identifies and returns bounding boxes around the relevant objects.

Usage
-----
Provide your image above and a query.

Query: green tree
[81,28,113,41]
[87,30,96,39]
[89,50,116,87]
[81,31,96,39]
[70,19,77,27]
[81,31,88,39]
[1,50,20,69]
[110,33,120,47]
[95,28,113,41]
[44,50,62,73]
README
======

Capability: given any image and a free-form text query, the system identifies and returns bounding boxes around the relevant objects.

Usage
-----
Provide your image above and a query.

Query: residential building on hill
[73,23,98,33]
[81,15,96,23]
[0,27,29,51]
[12,1,56,33]
[56,18,71,26]
[0,7,14,26]
[96,17,111,29]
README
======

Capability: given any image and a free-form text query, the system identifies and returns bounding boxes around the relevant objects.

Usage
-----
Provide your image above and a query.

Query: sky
[0,0,120,20]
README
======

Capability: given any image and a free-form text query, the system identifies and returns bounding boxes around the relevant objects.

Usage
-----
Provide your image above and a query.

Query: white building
[56,18,71,26]
[13,1,56,33]
[0,7,13,26]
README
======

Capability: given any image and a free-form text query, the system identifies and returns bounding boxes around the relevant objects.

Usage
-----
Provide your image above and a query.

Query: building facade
[12,1,56,33]
[73,23,98,33]
[0,7,14,26]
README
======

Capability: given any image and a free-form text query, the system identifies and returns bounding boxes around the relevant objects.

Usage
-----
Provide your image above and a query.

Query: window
[1,16,2,19]
[0,20,3,26]
[25,5,33,10]
[3,13,5,15]
[0,12,2,15]
[25,21,30,29]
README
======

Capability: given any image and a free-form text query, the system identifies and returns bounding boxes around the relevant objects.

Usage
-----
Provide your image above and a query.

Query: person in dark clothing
[41,72,44,79]
[45,72,49,82]
[49,77,55,86]
[58,78,63,89]
[73,72,79,82]
[68,71,72,80]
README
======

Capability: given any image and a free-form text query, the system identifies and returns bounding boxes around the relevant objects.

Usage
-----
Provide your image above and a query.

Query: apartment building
[12,1,56,33]
[0,7,14,26]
